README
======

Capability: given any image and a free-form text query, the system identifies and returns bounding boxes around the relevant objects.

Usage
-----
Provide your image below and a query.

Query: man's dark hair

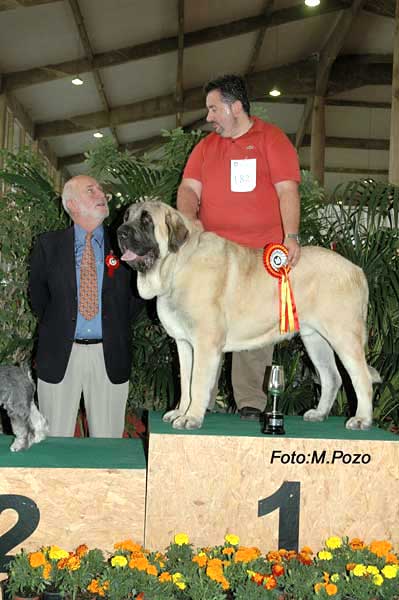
[204,74,251,116]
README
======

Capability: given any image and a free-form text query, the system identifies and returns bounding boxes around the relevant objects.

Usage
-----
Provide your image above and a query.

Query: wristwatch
[284,233,300,243]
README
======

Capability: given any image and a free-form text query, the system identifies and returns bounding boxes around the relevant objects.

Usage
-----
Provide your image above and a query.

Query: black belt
[74,339,103,345]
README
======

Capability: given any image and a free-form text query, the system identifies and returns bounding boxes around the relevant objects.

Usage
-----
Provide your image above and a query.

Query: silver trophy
[262,365,286,435]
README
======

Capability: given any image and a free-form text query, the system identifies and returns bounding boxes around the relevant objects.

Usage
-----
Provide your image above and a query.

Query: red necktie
[79,232,98,320]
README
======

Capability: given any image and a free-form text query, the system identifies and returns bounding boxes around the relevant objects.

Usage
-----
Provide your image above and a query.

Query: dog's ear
[165,212,189,253]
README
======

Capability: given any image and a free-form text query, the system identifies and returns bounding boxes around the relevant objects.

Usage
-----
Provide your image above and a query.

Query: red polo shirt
[183,116,300,248]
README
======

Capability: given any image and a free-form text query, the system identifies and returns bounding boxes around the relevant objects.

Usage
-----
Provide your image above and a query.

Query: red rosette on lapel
[105,252,120,278]
[262,243,300,334]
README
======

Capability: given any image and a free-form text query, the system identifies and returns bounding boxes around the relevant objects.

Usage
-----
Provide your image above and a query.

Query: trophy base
[262,411,285,435]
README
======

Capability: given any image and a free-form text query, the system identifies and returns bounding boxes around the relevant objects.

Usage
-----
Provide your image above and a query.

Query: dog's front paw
[10,437,28,452]
[172,414,203,430]
[163,409,184,423]
[303,409,327,423]
[346,416,372,430]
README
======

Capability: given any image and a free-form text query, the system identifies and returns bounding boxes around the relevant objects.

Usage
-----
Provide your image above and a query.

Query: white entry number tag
[231,158,257,192]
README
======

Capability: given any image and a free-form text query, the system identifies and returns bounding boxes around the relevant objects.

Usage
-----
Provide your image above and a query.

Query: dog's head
[117,201,189,273]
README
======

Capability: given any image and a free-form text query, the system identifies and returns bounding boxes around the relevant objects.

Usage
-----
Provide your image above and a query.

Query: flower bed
[5,535,399,600]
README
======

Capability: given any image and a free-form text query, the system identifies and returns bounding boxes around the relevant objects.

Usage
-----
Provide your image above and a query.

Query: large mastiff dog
[118,200,379,430]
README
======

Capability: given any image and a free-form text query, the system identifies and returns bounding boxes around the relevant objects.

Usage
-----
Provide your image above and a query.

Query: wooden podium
[0,436,146,570]
[145,413,399,552]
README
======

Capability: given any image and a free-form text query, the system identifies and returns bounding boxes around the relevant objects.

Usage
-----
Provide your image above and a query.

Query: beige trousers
[38,343,128,437]
[210,345,274,411]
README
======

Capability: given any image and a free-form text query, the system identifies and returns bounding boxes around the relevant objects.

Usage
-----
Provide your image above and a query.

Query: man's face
[69,176,109,221]
[205,90,237,138]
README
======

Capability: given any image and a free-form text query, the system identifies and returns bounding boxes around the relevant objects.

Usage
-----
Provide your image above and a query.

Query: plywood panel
[145,433,399,552]
[0,467,146,557]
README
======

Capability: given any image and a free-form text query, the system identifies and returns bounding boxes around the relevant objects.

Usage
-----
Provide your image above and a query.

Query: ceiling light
[72,76,84,86]
[269,88,281,97]
[305,0,320,6]
[93,131,104,138]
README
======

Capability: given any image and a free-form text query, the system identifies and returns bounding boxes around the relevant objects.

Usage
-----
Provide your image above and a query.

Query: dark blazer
[29,226,143,384]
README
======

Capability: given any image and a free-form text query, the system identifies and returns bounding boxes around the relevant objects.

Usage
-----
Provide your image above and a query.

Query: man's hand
[284,237,301,267]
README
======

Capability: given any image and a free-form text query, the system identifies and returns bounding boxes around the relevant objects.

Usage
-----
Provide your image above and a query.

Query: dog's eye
[140,210,152,226]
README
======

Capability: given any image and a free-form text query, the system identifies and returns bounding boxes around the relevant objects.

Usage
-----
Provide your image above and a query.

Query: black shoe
[239,406,262,421]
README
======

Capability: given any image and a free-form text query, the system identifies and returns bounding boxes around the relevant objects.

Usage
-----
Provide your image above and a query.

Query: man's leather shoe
[239,406,262,421]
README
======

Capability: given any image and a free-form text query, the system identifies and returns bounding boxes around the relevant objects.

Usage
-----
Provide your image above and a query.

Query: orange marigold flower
[325,583,338,596]
[222,547,235,556]
[298,553,313,566]
[323,572,330,583]
[349,538,365,551]
[369,540,393,558]
[267,551,281,562]
[301,546,313,555]
[193,554,207,568]
[146,564,158,576]
[252,572,264,586]
[57,558,69,570]
[278,549,288,558]
[234,546,261,563]
[387,553,399,564]
[264,575,277,590]
[43,562,52,580]
[87,579,100,594]
[346,563,356,572]
[136,594,145,600]
[28,551,46,568]
[75,544,89,557]
[221,577,230,590]
[129,556,149,571]
[114,539,142,553]
[159,572,172,582]
[67,555,81,571]
[314,582,325,593]
[272,563,285,577]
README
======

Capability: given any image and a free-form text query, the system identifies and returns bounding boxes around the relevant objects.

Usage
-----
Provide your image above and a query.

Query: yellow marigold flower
[331,574,340,583]
[381,564,398,579]
[349,538,365,551]
[325,583,338,596]
[373,573,384,586]
[111,555,128,568]
[225,533,240,546]
[366,565,379,575]
[318,551,333,561]
[193,554,207,568]
[223,547,235,556]
[75,544,89,557]
[314,582,325,594]
[353,564,367,577]
[159,572,172,582]
[247,570,256,578]
[43,562,52,580]
[326,536,342,550]
[172,572,186,589]
[29,551,46,568]
[48,546,69,560]
[174,533,189,545]
[369,540,392,558]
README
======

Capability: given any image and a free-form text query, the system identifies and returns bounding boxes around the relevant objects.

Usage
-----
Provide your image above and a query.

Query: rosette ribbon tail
[279,267,300,334]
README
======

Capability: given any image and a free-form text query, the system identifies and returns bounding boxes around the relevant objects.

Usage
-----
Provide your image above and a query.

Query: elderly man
[177,74,301,420]
[29,175,143,437]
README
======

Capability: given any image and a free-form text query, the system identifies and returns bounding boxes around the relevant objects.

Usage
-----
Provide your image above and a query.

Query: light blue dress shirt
[74,224,104,339]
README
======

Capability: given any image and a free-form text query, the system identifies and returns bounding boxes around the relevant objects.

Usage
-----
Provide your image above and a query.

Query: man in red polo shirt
[177,74,301,420]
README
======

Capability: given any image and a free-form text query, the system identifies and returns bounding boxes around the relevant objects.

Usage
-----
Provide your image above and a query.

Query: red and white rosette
[262,243,300,334]
[105,252,120,278]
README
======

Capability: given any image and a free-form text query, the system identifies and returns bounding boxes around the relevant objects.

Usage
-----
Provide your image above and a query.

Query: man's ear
[231,99,243,117]
[165,212,189,253]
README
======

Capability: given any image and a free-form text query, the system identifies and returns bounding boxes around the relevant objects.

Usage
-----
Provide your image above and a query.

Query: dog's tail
[368,365,382,384]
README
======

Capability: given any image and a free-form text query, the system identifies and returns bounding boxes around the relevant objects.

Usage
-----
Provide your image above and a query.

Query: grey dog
[0,365,48,451]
